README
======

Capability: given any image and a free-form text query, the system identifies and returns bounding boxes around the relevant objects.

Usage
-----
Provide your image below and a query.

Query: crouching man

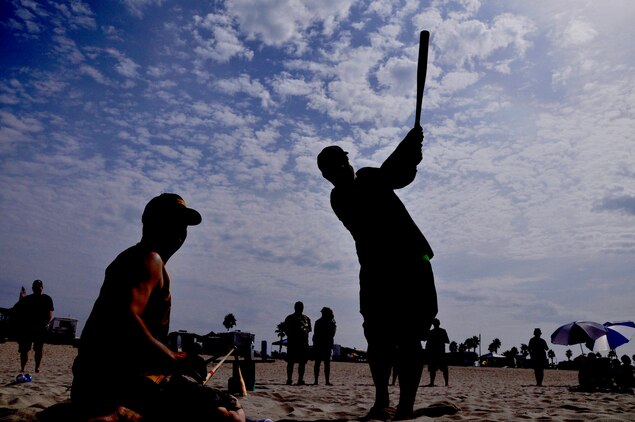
[72,193,245,422]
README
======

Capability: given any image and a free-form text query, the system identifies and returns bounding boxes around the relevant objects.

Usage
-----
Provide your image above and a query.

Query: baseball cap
[142,193,202,226]
[32,280,43,288]
[317,146,348,173]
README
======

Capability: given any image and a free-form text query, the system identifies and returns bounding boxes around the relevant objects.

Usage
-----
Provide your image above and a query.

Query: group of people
[282,300,451,392]
[7,126,439,421]
[575,353,635,393]
[283,301,337,386]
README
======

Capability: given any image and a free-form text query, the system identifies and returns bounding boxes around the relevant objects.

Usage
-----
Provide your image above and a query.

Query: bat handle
[203,369,216,385]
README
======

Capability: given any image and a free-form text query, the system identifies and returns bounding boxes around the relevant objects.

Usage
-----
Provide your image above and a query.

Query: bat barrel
[415,30,430,128]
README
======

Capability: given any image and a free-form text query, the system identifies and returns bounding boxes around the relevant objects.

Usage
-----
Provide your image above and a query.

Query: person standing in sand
[71,193,248,422]
[313,307,336,385]
[317,126,438,420]
[284,301,312,385]
[426,318,449,386]
[528,328,548,386]
[12,279,54,374]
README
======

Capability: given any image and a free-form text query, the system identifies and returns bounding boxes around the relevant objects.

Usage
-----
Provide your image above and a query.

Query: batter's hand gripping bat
[414,30,430,128]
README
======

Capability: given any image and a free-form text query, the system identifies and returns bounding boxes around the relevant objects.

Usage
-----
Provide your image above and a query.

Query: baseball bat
[414,30,430,128]
[203,346,235,385]
[237,364,248,396]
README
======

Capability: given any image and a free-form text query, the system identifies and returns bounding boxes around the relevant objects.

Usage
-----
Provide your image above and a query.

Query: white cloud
[79,64,110,85]
[0,110,43,134]
[52,1,97,30]
[226,0,355,47]
[272,73,321,97]
[191,12,253,63]
[214,75,274,109]
[106,48,141,79]
[559,18,598,47]
[119,0,164,18]
[426,12,536,68]
[438,70,480,94]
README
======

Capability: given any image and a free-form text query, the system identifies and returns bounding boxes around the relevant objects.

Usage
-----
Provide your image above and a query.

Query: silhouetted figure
[284,301,312,385]
[12,279,54,374]
[313,307,336,385]
[71,193,247,422]
[318,126,437,420]
[614,355,634,391]
[426,318,449,386]
[528,328,548,386]
[575,352,614,391]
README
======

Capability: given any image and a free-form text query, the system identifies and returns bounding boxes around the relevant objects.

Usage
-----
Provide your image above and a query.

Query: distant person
[614,355,634,391]
[12,279,54,374]
[284,301,312,385]
[313,307,336,385]
[528,328,548,386]
[318,126,438,420]
[71,193,251,422]
[426,318,449,386]
[576,352,600,391]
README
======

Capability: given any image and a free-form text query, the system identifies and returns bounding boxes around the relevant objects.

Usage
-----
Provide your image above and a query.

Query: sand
[1,342,634,421]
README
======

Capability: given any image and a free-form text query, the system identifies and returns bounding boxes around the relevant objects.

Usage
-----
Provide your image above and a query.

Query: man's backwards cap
[317,145,347,174]
[142,193,202,226]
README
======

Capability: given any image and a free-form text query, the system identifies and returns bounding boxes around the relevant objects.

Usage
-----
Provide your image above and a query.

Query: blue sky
[1,0,634,361]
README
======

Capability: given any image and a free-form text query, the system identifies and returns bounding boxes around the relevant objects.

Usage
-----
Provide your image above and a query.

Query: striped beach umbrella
[551,321,607,349]
[592,321,635,352]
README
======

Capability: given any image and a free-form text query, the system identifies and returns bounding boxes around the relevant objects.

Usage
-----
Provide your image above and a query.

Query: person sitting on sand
[614,355,634,391]
[71,193,247,422]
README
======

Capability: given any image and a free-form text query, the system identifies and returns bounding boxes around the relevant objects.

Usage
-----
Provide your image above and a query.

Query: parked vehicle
[46,317,77,344]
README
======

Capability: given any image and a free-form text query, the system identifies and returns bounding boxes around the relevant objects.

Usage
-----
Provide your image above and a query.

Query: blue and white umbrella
[551,321,607,350]
[592,321,635,352]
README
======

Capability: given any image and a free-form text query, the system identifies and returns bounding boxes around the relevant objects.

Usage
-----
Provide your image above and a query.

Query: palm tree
[565,349,572,361]
[458,343,466,353]
[488,338,501,354]
[548,349,556,365]
[471,335,480,353]
[503,347,519,367]
[222,313,237,331]
[520,343,529,358]
[449,341,458,353]
[464,337,475,353]
[275,322,286,352]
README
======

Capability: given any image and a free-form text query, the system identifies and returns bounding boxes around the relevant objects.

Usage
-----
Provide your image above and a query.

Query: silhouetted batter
[318,126,437,420]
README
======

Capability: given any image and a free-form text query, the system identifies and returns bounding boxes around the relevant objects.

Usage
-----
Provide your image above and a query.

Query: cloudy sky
[1,0,634,361]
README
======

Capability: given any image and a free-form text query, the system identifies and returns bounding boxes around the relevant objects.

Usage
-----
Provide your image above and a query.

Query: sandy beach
[1,342,633,421]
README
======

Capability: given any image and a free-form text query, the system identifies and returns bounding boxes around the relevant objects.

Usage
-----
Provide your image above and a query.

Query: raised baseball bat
[203,346,235,385]
[414,30,430,128]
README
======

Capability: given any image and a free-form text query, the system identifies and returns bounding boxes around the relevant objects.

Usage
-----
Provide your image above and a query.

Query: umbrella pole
[579,344,584,355]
